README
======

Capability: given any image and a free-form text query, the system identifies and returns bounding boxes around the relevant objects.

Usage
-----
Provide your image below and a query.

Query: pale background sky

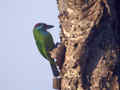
[0,0,60,90]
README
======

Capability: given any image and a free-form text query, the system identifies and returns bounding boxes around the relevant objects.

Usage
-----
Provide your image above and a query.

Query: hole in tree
[74,43,78,48]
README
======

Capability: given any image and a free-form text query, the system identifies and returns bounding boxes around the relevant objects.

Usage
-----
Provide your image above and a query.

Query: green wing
[33,29,46,59]
[45,32,55,52]
[33,29,54,60]
[44,32,55,61]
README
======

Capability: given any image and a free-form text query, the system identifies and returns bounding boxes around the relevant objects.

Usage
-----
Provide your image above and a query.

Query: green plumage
[33,23,59,76]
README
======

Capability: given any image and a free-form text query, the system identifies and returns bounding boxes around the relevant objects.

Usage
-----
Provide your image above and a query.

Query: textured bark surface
[57,0,120,90]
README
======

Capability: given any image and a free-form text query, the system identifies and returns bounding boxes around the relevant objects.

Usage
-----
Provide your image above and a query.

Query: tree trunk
[57,0,120,90]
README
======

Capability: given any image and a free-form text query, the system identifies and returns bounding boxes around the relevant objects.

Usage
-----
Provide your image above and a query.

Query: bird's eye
[36,25,42,30]
[41,24,45,28]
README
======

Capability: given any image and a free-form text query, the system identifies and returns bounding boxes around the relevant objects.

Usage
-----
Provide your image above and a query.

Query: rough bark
[57,0,120,90]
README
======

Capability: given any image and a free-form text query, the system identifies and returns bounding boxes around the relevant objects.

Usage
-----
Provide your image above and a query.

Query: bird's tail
[49,59,59,77]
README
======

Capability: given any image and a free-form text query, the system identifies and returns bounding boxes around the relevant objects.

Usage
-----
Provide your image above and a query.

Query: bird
[33,23,59,77]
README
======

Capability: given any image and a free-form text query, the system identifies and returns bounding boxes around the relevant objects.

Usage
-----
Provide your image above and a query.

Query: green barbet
[33,23,59,77]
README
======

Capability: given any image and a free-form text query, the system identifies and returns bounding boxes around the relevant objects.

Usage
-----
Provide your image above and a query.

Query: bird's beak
[46,25,54,29]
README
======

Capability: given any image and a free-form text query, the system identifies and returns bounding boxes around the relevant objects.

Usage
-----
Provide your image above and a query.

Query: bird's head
[34,23,54,31]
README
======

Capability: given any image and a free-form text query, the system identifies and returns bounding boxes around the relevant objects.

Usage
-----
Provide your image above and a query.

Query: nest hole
[74,43,78,48]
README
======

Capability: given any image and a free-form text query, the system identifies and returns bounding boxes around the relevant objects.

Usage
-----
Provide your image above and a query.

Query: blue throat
[36,27,49,36]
